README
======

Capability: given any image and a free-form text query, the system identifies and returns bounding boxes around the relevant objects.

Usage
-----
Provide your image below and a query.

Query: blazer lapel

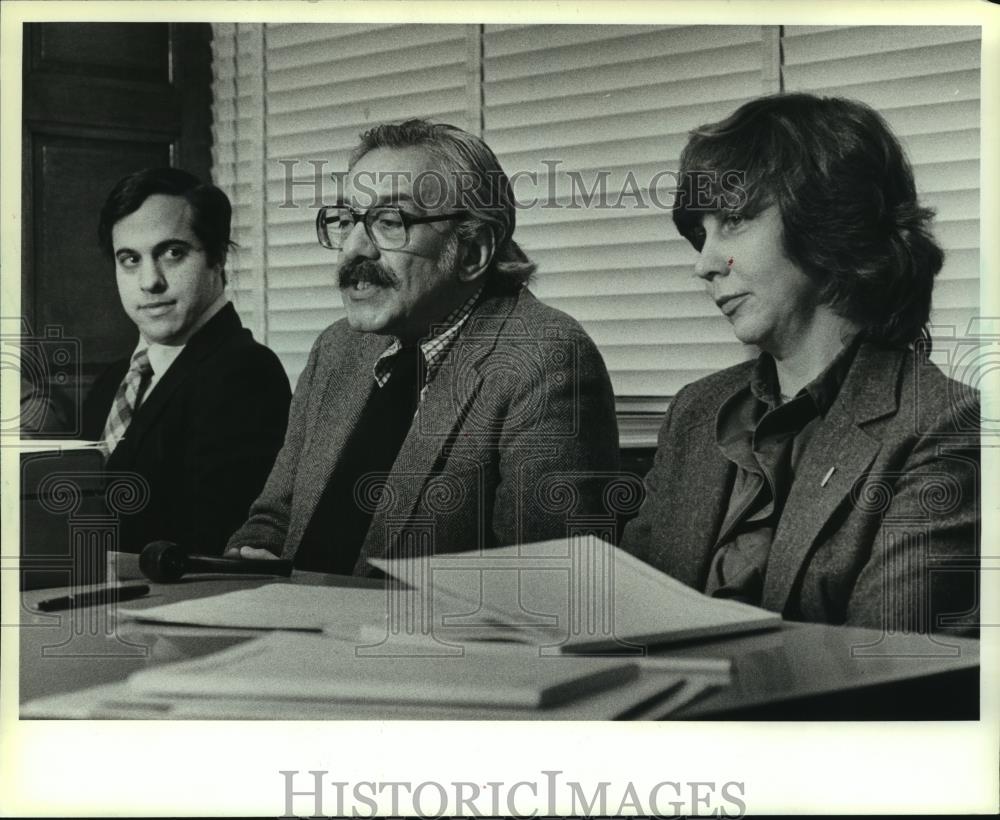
[290,332,388,548]
[762,344,904,614]
[358,290,518,563]
[110,304,242,462]
[668,416,735,589]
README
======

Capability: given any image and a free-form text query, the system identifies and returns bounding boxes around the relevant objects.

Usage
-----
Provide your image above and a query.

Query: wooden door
[21,22,212,436]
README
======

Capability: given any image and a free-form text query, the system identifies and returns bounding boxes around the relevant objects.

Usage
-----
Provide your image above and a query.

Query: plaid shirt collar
[373,286,484,389]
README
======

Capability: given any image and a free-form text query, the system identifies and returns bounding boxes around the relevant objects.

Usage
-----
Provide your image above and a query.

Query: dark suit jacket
[227,285,622,575]
[82,303,291,554]
[620,342,980,634]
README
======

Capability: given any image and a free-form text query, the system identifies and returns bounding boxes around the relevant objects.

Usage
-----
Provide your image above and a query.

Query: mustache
[338,260,398,289]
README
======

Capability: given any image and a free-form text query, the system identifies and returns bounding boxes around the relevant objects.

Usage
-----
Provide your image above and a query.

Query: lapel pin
[820,466,836,487]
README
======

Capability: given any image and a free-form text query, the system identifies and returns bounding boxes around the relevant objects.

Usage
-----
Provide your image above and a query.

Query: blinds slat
[269,307,348,333]
[485,24,691,57]
[903,129,979,165]
[268,23,465,58]
[267,104,468,159]
[487,42,763,107]
[487,72,761,131]
[934,220,979,251]
[268,90,467,139]
[784,40,979,88]
[507,161,705,207]
[782,69,979,109]
[485,26,762,81]
[268,63,468,108]
[542,294,718,323]
[267,23,393,50]
[517,212,678,250]
[487,98,751,155]
[783,25,979,64]
[599,342,748,372]
[269,29,466,73]
[915,159,979,195]
[532,267,700,298]
[528,242,692,275]
[612,368,730,398]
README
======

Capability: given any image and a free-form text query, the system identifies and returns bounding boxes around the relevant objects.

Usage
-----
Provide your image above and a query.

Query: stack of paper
[21,649,728,720]
[124,632,641,709]
[370,535,781,653]
[117,584,388,635]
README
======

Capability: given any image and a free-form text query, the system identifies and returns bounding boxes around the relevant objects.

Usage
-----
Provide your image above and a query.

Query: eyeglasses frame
[316,205,467,251]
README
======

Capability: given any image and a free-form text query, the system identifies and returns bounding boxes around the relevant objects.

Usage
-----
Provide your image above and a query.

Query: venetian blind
[213,23,472,385]
[212,24,981,399]
[213,23,265,338]
[783,25,981,383]
[483,24,769,400]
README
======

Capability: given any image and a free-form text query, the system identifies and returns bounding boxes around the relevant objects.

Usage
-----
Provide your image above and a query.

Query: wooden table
[19,553,979,720]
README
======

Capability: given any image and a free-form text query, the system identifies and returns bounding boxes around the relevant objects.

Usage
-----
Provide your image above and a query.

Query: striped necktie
[101,348,153,457]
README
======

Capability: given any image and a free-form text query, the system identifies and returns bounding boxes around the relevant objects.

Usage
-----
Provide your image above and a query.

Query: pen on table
[36,584,151,612]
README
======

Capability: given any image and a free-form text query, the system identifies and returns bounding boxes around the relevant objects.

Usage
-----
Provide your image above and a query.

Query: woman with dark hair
[621,93,979,635]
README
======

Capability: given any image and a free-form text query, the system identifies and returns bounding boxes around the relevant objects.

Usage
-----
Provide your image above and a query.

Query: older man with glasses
[225,119,620,576]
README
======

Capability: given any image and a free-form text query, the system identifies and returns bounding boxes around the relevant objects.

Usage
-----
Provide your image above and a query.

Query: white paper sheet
[116,583,391,634]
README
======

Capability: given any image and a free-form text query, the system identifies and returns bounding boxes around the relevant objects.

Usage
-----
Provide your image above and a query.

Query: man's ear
[456,225,495,284]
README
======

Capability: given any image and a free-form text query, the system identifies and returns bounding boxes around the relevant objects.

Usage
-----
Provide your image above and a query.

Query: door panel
[31,136,169,371]
[21,23,212,435]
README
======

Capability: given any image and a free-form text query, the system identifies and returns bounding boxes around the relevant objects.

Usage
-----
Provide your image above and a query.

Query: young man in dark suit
[226,120,620,575]
[82,168,291,554]
[621,94,979,635]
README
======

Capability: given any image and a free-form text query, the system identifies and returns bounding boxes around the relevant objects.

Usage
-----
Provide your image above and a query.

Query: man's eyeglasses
[316,206,466,251]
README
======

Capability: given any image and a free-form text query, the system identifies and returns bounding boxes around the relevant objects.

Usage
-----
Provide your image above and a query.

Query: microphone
[139,541,293,583]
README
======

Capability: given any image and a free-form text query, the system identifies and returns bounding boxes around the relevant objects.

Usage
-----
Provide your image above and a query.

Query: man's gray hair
[350,119,536,289]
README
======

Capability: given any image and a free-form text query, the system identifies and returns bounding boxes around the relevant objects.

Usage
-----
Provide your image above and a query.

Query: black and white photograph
[1,0,997,816]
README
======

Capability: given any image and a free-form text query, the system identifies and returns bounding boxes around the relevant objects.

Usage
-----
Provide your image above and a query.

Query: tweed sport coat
[82,303,292,554]
[227,285,621,575]
[620,341,980,634]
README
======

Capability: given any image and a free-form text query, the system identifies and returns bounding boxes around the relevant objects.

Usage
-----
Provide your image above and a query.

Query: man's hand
[222,545,280,561]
